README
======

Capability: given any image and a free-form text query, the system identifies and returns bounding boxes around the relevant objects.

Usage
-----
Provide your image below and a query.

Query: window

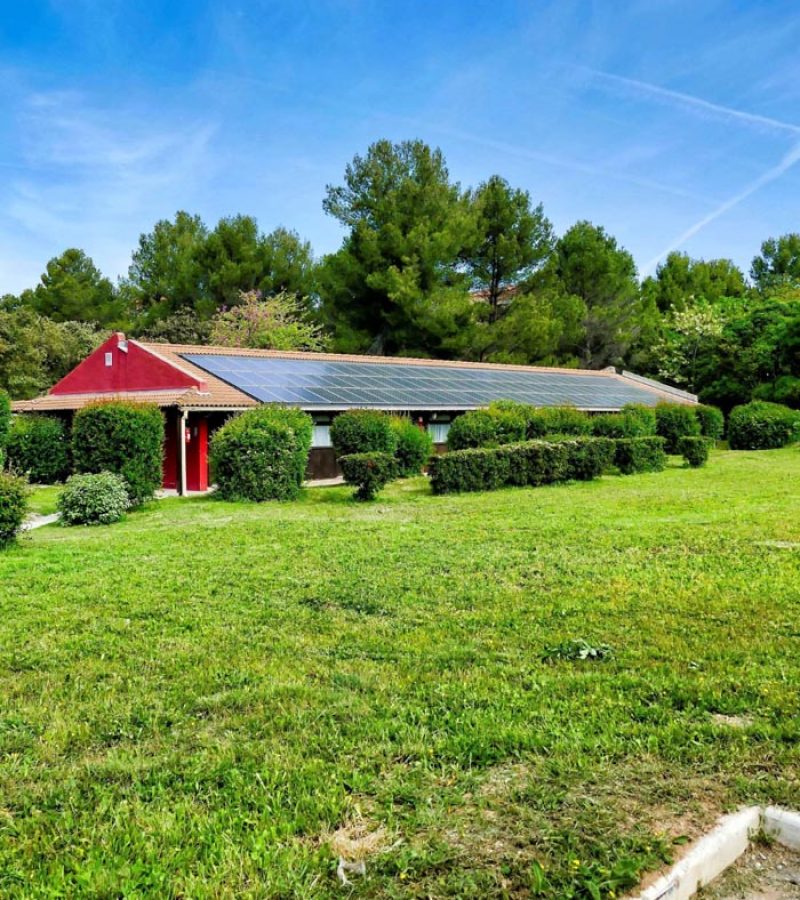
[312,425,332,448]
[104,352,113,367]
[427,423,450,444]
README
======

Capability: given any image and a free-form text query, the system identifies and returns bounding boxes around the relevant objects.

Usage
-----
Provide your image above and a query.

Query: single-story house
[12,332,696,491]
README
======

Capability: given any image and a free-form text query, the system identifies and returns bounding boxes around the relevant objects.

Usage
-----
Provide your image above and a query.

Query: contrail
[642,141,800,273]
[401,120,704,202]
[582,68,800,136]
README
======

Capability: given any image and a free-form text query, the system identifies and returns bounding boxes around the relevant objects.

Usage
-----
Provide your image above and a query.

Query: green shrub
[257,406,313,487]
[727,401,800,450]
[694,404,724,441]
[614,437,667,474]
[330,409,396,457]
[72,401,164,504]
[58,472,130,526]
[429,445,512,494]
[339,451,398,501]
[429,439,574,495]
[487,400,536,442]
[678,436,710,468]
[390,417,433,477]
[0,472,28,548]
[535,406,592,436]
[0,389,10,463]
[553,436,616,480]
[447,409,501,450]
[6,415,70,483]
[621,404,658,435]
[753,375,800,410]
[655,402,701,453]
[210,406,312,501]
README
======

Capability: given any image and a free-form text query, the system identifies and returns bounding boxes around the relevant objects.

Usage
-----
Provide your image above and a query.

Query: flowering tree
[652,304,725,391]
[210,291,328,351]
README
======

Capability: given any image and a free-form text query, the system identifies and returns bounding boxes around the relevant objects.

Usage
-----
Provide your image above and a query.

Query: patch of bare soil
[700,842,800,898]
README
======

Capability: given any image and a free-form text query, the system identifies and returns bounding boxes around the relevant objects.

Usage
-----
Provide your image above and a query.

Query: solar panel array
[182,354,665,410]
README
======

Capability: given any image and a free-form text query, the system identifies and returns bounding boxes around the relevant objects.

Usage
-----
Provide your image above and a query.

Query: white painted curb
[636,806,761,900]
[763,805,800,851]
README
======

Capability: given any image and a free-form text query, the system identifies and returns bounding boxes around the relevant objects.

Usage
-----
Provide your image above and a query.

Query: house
[12,333,696,491]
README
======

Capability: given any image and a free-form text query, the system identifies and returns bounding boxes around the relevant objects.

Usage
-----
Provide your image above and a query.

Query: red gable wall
[51,334,206,396]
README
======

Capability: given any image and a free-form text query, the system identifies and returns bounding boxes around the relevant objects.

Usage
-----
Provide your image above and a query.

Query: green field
[2,450,799,897]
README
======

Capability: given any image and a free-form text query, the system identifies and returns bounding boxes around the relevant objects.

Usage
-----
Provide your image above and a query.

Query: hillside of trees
[2,139,799,412]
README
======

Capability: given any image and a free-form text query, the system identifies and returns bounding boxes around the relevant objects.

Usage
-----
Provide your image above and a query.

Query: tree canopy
[0,136,798,411]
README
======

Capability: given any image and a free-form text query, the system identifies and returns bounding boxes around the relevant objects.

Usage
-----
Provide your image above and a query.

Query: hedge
[430,439,576,495]
[535,406,593,436]
[340,452,397,500]
[58,472,129,526]
[6,415,70,483]
[655,402,700,453]
[678,436,710,468]
[447,409,505,450]
[694,404,724,441]
[0,472,28,548]
[555,436,616,481]
[727,401,800,450]
[390,417,433,476]
[210,406,313,501]
[0,389,10,466]
[330,409,396,457]
[591,405,656,439]
[72,401,164,504]
[614,436,667,474]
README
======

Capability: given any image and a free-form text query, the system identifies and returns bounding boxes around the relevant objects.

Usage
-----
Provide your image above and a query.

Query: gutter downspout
[179,409,188,496]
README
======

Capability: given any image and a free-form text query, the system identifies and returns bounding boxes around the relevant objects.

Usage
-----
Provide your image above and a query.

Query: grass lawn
[25,485,62,517]
[1,449,799,897]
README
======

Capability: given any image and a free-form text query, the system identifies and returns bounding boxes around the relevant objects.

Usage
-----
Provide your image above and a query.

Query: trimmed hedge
[390,417,433,477]
[694,404,724,441]
[655,402,701,453]
[487,400,537,442]
[330,409,397,457]
[447,409,504,450]
[0,472,28,548]
[678,436,710,468]
[556,436,616,481]
[535,406,593,436]
[58,472,130,526]
[210,406,313,501]
[614,436,667,474]
[6,415,70,483]
[72,401,164,504]
[727,401,800,450]
[430,439,574,495]
[0,389,10,466]
[340,451,397,501]
[591,405,656,439]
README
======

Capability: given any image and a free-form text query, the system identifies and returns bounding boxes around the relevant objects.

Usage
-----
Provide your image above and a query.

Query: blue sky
[1,0,799,294]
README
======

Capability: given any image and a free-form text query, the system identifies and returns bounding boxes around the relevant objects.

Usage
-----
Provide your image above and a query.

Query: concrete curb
[22,512,60,531]
[637,806,760,900]
[763,805,800,851]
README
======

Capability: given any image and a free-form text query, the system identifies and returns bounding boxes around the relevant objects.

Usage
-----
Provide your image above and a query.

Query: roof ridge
[139,341,615,377]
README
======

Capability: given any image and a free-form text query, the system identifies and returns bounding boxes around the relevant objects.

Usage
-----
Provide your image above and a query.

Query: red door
[185,416,208,492]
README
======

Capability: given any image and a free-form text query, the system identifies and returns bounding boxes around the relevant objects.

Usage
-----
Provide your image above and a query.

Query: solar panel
[182,354,670,410]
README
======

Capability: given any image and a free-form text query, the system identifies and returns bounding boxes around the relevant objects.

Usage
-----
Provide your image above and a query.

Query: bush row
[446,401,724,452]
[6,415,71,483]
[430,436,638,495]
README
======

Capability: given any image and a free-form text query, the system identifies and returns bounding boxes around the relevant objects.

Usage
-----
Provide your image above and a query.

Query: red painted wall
[51,334,206,395]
